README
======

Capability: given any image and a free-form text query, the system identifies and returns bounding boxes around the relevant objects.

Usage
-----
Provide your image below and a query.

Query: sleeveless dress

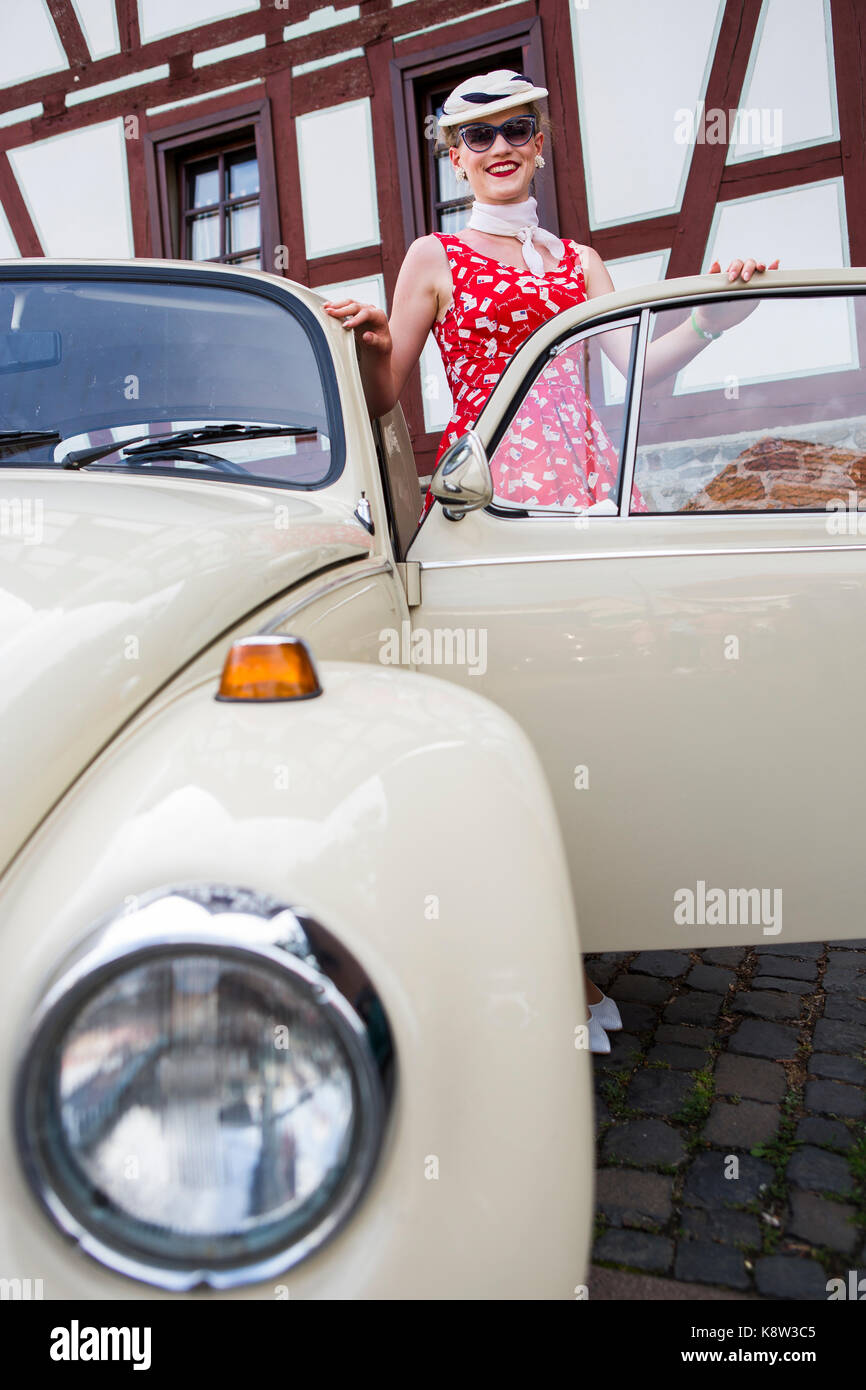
[424,231,646,516]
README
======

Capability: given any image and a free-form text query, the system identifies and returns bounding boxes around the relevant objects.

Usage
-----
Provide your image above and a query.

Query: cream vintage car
[0,258,864,1301]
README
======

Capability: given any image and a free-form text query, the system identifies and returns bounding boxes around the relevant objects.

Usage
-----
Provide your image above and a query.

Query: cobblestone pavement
[585,941,866,1300]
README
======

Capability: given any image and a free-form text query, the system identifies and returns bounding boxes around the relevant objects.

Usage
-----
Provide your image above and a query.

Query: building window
[144,99,279,271]
[182,141,261,267]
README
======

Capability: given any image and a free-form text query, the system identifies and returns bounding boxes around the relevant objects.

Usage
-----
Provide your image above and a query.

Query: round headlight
[15,885,394,1290]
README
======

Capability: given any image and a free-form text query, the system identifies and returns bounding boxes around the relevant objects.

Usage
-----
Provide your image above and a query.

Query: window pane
[440,205,471,234]
[633,293,866,514]
[228,151,259,198]
[437,153,462,204]
[190,211,219,259]
[489,323,642,512]
[0,275,336,487]
[228,201,259,253]
[691,180,849,397]
[188,159,219,209]
[601,250,671,403]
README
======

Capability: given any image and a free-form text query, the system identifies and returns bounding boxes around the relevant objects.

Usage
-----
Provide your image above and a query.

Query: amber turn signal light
[216,635,322,701]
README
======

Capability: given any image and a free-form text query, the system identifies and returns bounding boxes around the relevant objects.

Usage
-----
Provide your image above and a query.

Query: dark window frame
[472,286,866,520]
[143,99,279,268]
[181,139,261,266]
[390,16,559,251]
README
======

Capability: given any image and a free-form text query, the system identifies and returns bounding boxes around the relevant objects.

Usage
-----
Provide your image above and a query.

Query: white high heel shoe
[589,993,622,1032]
[588,1013,611,1054]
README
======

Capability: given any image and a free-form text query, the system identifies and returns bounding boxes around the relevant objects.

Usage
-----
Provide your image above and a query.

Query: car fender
[0,660,593,1300]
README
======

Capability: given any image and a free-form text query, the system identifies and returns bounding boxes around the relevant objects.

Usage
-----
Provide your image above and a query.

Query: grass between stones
[847,1123,866,1234]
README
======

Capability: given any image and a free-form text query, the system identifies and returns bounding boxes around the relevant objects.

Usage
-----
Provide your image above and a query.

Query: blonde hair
[436,100,553,154]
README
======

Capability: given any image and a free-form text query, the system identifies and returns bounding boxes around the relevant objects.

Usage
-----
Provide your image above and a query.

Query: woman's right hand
[322,299,392,355]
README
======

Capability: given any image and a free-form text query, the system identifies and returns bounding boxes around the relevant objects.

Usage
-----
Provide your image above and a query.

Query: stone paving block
[754,1255,830,1300]
[685,963,736,993]
[586,952,627,967]
[824,949,866,968]
[751,976,814,996]
[813,1018,866,1053]
[804,1078,866,1119]
[663,991,723,1025]
[755,955,818,982]
[823,966,866,995]
[618,1000,658,1034]
[593,1229,673,1273]
[731,990,801,1021]
[627,1068,695,1116]
[613,974,671,1004]
[788,1191,861,1255]
[787,1145,854,1196]
[594,1031,643,1073]
[755,942,823,958]
[630,950,690,978]
[808,1052,866,1084]
[822,995,866,1025]
[728,1018,799,1059]
[682,1151,774,1209]
[601,1117,687,1167]
[645,1042,708,1071]
[674,1240,751,1290]
[703,1099,780,1148]
[714,1052,787,1101]
[679,1207,762,1248]
[702,947,748,968]
[584,969,616,997]
[829,938,866,949]
[595,1168,674,1228]
[656,1023,715,1049]
[795,1116,854,1152]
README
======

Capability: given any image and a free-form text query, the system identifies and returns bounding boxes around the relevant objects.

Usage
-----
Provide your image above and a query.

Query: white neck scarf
[467,195,565,277]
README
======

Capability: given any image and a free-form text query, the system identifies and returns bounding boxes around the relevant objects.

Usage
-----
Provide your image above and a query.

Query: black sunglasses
[457,115,537,153]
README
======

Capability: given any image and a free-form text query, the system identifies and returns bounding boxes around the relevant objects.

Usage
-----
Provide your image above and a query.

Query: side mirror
[429,429,493,521]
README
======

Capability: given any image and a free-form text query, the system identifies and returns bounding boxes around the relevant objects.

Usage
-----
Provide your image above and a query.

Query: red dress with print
[424,232,646,515]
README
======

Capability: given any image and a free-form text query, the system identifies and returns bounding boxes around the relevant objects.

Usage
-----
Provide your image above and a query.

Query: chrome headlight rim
[14,883,394,1292]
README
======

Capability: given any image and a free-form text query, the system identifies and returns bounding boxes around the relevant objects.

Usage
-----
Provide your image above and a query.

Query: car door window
[633,291,866,514]
[488,321,642,513]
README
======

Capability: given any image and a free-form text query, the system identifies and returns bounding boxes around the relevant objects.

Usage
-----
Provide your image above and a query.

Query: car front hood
[0,471,374,872]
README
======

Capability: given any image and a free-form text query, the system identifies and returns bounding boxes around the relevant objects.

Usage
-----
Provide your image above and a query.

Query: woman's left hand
[695,256,781,333]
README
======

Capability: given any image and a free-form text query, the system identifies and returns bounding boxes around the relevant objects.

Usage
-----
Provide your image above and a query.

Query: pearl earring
[534,154,545,169]
[455,165,467,180]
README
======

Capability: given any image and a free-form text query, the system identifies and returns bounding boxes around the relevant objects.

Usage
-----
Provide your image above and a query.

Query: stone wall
[635,415,866,512]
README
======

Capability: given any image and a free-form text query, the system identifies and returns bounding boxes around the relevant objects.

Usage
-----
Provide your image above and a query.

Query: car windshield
[0,274,338,487]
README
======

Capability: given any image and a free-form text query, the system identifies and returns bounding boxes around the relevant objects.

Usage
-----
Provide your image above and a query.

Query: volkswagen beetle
[1,257,864,1300]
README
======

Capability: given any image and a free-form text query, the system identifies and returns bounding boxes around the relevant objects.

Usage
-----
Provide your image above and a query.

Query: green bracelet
[691,306,722,341]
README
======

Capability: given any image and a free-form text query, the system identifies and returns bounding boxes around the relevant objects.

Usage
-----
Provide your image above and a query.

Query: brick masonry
[587,940,866,1300]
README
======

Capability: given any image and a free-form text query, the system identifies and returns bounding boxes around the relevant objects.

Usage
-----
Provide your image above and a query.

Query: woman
[323,69,776,1051]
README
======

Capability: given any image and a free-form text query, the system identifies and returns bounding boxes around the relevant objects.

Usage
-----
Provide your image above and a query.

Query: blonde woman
[323,70,776,1050]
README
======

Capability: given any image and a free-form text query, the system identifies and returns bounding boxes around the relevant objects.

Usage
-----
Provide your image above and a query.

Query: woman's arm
[323,236,443,418]
[581,245,778,389]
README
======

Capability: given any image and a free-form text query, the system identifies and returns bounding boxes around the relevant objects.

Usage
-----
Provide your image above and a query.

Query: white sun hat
[437,69,549,129]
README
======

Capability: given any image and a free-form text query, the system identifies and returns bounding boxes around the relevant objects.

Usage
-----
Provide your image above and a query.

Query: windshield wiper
[62,423,317,469]
[0,429,61,454]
